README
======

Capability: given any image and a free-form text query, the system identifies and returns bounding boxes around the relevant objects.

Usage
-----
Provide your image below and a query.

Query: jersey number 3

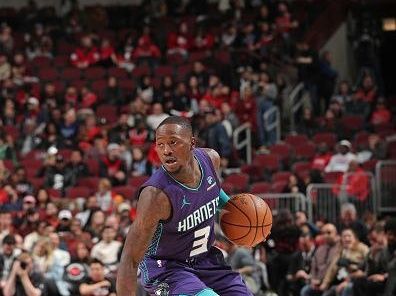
[190,226,210,257]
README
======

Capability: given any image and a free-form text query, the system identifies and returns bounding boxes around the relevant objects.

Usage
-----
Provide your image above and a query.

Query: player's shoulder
[138,186,171,220]
[200,148,220,170]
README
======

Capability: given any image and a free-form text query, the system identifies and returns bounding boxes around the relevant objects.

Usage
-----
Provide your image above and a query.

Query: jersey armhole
[138,185,174,224]
[198,148,221,186]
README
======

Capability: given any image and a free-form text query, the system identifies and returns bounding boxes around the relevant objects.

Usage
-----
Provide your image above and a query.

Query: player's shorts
[139,246,253,296]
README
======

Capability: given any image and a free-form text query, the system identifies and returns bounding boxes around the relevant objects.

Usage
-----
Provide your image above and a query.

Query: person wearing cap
[99,143,127,186]
[56,209,73,234]
[324,140,357,173]
[0,235,21,289]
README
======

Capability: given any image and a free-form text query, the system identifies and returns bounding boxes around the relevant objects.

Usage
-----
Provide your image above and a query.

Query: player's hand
[368,274,386,282]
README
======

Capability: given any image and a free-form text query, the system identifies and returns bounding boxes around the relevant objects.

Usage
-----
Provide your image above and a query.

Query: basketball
[220,193,272,247]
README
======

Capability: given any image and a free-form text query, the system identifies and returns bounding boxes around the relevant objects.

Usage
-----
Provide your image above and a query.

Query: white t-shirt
[90,240,122,265]
[325,152,357,172]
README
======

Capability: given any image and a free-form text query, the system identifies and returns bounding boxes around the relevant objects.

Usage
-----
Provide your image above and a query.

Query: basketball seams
[221,221,272,228]
[261,206,269,239]
[248,194,259,246]
[227,198,252,224]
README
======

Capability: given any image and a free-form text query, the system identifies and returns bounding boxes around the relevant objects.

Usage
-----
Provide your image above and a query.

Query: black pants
[353,277,385,296]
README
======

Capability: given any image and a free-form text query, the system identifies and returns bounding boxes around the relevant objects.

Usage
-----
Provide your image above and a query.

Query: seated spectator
[166,21,192,57]
[132,35,161,61]
[287,232,317,296]
[104,76,124,106]
[99,143,127,187]
[9,167,33,197]
[221,23,237,48]
[64,218,93,258]
[0,53,11,82]
[220,102,240,138]
[283,174,305,194]
[189,61,209,89]
[76,196,100,229]
[98,38,117,67]
[84,210,105,244]
[0,132,16,163]
[2,99,17,126]
[3,251,45,296]
[170,82,192,114]
[70,35,100,69]
[128,120,149,147]
[136,75,154,104]
[312,143,332,171]
[44,202,59,228]
[108,114,131,144]
[0,210,19,244]
[370,98,391,127]
[146,103,169,131]
[90,226,121,269]
[11,53,30,86]
[157,76,174,110]
[16,206,40,238]
[43,154,68,190]
[235,22,256,51]
[0,25,14,54]
[56,209,73,235]
[319,228,369,296]
[0,235,21,290]
[295,211,319,237]
[275,2,298,36]
[345,92,371,119]
[64,149,90,188]
[300,224,340,296]
[331,80,352,107]
[59,109,79,148]
[187,75,203,103]
[80,86,98,110]
[353,218,396,296]
[192,27,214,51]
[253,22,274,56]
[354,74,377,103]
[95,178,114,213]
[325,140,357,173]
[23,221,48,252]
[235,85,257,132]
[339,203,369,245]
[79,259,116,296]
[130,147,151,177]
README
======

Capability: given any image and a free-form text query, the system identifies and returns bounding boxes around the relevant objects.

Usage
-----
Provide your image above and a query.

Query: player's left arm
[202,148,230,209]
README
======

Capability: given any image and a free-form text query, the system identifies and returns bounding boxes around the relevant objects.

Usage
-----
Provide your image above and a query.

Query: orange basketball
[220,193,272,247]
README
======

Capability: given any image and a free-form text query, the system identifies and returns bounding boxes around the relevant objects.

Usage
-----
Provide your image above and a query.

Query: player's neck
[169,156,201,188]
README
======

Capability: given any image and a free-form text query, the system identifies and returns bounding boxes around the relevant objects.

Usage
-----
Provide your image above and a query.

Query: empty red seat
[31,56,52,68]
[118,79,135,93]
[3,125,19,142]
[66,186,92,199]
[47,188,62,199]
[214,50,231,64]
[96,104,118,124]
[294,142,316,160]
[354,131,369,148]
[361,159,377,172]
[78,177,100,188]
[285,134,309,146]
[155,65,174,77]
[38,68,59,81]
[313,132,337,150]
[131,65,150,78]
[250,182,271,194]
[189,51,208,63]
[271,171,292,183]
[341,115,364,133]
[2,160,14,171]
[108,67,128,79]
[292,161,312,180]
[252,154,280,172]
[113,186,137,200]
[53,55,69,67]
[221,182,235,194]
[223,173,249,192]
[128,175,150,188]
[175,64,193,81]
[30,177,45,190]
[84,67,106,80]
[269,143,291,163]
[324,171,343,183]
[271,181,287,193]
[91,80,107,98]
[240,164,262,182]
[62,68,82,80]
[85,159,100,176]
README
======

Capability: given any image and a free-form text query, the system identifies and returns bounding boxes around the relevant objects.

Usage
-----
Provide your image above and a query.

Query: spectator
[283,174,305,194]
[90,226,121,268]
[235,85,257,135]
[0,53,11,82]
[84,210,105,244]
[99,143,127,187]
[75,196,100,229]
[0,25,14,54]
[220,102,240,138]
[42,154,68,190]
[10,168,33,197]
[64,218,93,258]
[295,211,319,237]
[128,120,149,147]
[0,133,16,163]
[345,90,371,119]
[131,35,161,62]
[98,38,117,67]
[287,232,316,296]
[157,76,174,110]
[275,2,298,35]
[108,113,130,144]
[166,21,192,57]
[64,149,89,188]
[189,61,209,90]
[80,86,98,110]
[300,224,340,296]
[136,75,154,104]
[171,82,192,113]
[79,259,116,296]
[130,147,151,177]
[95,178,114,213]
[0,235,21,290]
[187,75,203,103]
[331,81,352,107]
[370,98,391,127]
[146,103,169,131]
[23,221,48,252]
[319,228,369,296]
[221,23,238,48]
[354,74,377,104]
[70,35,100,69]
[200,108,232,168]
[0,210,17,245]
[56,209,72,234]
[353,218,396,296]
[325,140,357,173]
[312,143,332,171]
[339,203,369,245]
[318,51,338,110]
[59,109,79,148]
[192,27,214,51]
[104,76,124,106]
[3,251,45,296]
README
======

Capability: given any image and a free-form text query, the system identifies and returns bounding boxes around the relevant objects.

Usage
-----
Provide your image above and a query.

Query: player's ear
[191,136,196,150]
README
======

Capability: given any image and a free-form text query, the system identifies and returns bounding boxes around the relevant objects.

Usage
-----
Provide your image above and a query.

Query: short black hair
[157,116,192,134]
[385,218,396,234]
[89,258,104,266]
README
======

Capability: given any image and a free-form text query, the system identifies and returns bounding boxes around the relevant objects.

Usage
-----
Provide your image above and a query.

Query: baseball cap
[28,97,39,106]
[339,140,352,149]
[23,195,36,204]
[118,203,131,214]
[107,143,120,152]
[58,209,72,220]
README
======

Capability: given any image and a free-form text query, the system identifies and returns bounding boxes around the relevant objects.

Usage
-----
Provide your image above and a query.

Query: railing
[288,82,305,132]
[256,193,312,222]
[233,123,252,164]
[307,172,376,223]
[263,106,281,144]
[375,160,396,214]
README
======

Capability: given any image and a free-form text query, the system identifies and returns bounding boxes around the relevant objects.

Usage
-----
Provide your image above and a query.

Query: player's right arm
[116,186,171,296]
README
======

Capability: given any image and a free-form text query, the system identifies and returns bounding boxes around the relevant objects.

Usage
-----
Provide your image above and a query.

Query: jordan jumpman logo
[181,195,191,209]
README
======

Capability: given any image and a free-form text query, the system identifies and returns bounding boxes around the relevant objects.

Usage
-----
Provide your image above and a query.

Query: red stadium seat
[271,181,287,193]
[221,182,235,194]
[271,171,292,183]
[361,159,378,172]
[53,81,66,93]
[113,186,137,200]
[66,186,92,199]
[77,177,100,188]
[341,115,364,134]
[96,104,118,124]
[62,68,82,80]
[47,188,62,199]
[214,50,231,65]
[128,175,150,188]
[252,154,280,172]
[118,79,135,93]
[269,143,291,163]
[31,56,52,68]
[166,53,185,65]
[30,177,45,190]
[3,125,19,142]
[189,51,208,63]
[354,131,369,148]
[2,160,14,171]
[250,182,271,194]
[324,171,343,184]
[84,67,106,80]
[91,80,108,99]
[21,159,42,171]
[58,149,73,160]
[240,164,262,182]
[155,65,174,77]
[131,65,151,78]
[292,161,312,180]
[294,142,316,160]
[108,67,128,79]
[53,55,70,67]
[86,159,100,176]
[313,132,337,150]
[176,64,193,81]
[284,134,309,146]
[38,68,59,81]
[224,173,249,192]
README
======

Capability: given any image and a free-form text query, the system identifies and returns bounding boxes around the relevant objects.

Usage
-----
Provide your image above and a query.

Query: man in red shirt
[70,35,100,69]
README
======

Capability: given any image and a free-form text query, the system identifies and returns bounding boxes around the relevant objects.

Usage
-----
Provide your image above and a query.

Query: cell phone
[20,261,27,270]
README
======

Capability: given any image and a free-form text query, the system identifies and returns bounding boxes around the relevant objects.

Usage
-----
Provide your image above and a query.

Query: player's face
[156,124,194,174]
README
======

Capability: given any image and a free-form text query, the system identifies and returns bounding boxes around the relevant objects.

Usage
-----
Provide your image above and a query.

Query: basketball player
[117,116,252,296]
